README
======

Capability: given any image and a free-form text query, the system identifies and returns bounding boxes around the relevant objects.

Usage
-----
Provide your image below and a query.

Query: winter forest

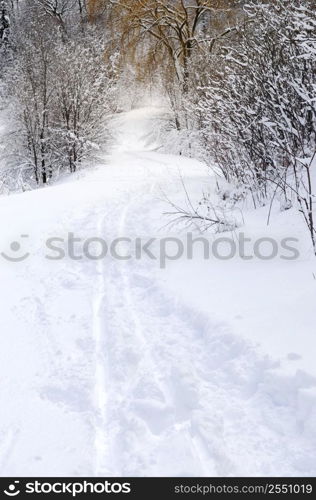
[1,0,316,244]
[0,0,316,479]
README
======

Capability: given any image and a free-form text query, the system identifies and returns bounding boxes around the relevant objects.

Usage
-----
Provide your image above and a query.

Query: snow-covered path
[0,107,316,477]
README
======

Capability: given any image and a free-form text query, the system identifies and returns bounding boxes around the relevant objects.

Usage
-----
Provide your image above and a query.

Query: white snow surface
[0,107,316,477]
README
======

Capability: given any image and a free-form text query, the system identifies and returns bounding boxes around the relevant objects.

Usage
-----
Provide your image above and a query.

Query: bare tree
[90,0,242,91]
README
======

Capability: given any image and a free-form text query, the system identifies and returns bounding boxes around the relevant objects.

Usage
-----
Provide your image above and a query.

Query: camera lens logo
[4,481,20,497]
[1,235,30,262]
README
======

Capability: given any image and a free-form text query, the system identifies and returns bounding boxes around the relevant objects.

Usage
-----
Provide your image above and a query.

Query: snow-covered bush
[2,3,117,187]
[193,0,316,248]
[51,35,117,174]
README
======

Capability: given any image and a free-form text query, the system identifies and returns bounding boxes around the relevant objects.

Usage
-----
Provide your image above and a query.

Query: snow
[0,106,316,477]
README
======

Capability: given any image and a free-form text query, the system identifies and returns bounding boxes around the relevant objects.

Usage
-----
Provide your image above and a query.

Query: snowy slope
[0,107,316,477]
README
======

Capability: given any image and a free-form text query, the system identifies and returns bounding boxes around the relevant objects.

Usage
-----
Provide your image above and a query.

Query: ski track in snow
[0,107,316,476]
[89,109,316,476]
[93,213,110,476]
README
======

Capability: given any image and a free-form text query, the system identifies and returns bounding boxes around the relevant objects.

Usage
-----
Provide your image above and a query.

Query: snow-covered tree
[3,3,116,186]
[0,1,10,43]
[194,0,316,248]
[51,34,117,174]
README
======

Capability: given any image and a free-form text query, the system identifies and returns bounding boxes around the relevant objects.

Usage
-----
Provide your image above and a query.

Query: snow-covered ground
[0,107,316,477]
